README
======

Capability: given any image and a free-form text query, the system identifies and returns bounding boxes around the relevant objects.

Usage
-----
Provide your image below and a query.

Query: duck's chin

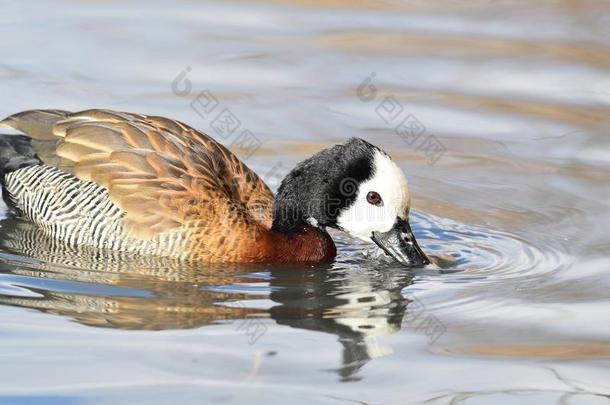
[346,231,377,243]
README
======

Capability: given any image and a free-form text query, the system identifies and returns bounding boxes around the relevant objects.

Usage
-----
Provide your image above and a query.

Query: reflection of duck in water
[0,219,415,379]
[0,109,428,266]
[269,266,413,381]
[0,216,266,329]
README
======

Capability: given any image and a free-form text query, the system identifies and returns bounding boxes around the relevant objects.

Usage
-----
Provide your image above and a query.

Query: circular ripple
[334,210,572,284]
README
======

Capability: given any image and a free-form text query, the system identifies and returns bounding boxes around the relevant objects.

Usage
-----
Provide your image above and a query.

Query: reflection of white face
[337,150,411,241]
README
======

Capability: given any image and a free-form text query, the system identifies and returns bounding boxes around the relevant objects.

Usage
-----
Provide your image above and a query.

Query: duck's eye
[366,191,383,206]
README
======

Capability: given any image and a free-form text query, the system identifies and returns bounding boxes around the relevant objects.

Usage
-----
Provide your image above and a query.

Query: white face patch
[336,150,411,242]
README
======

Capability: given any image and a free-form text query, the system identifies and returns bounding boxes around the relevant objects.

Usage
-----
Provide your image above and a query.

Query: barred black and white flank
[3,164,184,256]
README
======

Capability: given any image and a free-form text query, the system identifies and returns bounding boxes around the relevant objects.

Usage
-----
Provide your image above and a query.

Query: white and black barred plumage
[3,164,187,257]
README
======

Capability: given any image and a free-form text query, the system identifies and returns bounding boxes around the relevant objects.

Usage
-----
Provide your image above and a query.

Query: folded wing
[0,109,274,257]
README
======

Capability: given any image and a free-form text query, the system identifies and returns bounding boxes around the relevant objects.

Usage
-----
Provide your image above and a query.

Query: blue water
[1,0,609,403]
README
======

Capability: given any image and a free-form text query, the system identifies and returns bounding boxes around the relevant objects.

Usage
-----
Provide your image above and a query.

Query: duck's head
[272,138,429,267]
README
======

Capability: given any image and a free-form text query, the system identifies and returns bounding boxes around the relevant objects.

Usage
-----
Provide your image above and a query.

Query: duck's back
[0,109,275,261]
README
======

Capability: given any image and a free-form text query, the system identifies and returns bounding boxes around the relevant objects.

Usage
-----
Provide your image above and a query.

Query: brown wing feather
[1,109,275,260]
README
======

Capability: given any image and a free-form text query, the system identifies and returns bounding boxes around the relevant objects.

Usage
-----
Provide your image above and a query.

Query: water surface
[1,0,609,403]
